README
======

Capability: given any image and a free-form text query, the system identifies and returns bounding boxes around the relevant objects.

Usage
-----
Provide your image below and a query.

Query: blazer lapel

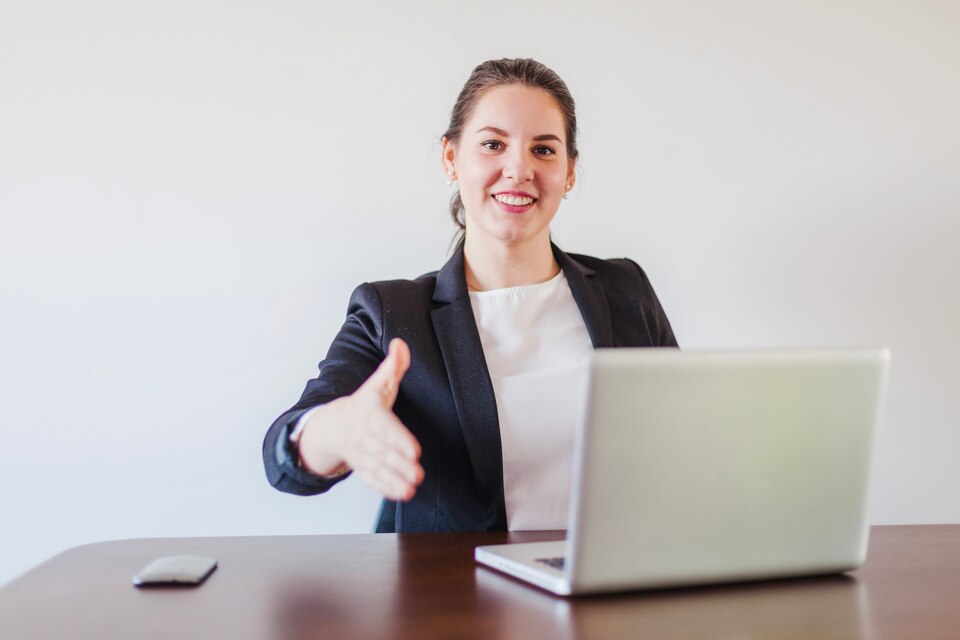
[553,243,614,348]
[428,242,613,532]
[431,243,507,531]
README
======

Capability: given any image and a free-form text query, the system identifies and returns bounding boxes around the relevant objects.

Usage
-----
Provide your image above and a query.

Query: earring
[446,169,456,186]
[563,183,571,199]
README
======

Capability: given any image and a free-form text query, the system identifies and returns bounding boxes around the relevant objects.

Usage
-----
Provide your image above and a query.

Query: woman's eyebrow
[476,126,562,143]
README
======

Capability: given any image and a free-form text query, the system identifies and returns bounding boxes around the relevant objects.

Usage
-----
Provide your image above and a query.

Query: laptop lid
[564,347,890,593]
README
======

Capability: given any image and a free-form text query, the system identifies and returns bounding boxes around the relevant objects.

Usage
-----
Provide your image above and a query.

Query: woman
[263,58,677,533]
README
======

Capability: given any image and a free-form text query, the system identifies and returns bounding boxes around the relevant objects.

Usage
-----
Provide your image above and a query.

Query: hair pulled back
[443,58,579,234]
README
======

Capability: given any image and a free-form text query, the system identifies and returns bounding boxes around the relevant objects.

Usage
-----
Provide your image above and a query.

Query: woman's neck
[463,233,560,291]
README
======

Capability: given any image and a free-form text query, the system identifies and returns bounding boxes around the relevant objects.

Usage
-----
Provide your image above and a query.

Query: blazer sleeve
[262,283,387,495]
[627,258,679,348]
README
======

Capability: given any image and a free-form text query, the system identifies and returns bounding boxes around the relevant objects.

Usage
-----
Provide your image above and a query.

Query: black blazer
[262,242,677,532]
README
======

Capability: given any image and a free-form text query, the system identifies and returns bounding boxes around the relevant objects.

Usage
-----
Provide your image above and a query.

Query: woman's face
[443,84,575,250]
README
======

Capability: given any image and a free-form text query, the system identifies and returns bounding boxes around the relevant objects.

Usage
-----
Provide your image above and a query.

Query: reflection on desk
[475,564,867,639]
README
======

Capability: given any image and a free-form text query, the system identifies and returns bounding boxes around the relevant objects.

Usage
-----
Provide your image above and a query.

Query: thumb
[360,338,410,406]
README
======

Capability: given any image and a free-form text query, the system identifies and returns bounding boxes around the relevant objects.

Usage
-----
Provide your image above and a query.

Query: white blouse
[469,270,593,530]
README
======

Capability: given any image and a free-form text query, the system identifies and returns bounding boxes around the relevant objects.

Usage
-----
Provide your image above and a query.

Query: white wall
[2,0,957,586]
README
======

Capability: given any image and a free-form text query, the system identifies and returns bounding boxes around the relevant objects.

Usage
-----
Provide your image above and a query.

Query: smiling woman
[443,84,574,289]
[262,58,678,533]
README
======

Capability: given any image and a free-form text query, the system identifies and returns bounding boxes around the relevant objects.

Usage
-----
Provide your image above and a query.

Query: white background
[1,0,957,586]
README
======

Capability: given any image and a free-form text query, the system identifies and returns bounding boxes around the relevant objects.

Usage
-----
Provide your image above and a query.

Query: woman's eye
[534,146,556,156]
[482,141,503,151]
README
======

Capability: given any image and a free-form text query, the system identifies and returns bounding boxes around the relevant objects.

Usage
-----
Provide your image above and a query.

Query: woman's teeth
[494,194,535,206]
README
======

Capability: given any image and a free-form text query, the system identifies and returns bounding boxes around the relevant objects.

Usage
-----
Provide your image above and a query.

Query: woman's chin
[468,217,552,247]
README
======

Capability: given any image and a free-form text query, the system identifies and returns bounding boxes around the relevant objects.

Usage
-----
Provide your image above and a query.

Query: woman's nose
[503,150,534,183]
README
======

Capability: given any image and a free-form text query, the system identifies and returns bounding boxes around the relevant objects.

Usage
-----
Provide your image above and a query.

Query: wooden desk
[2,525,958,639]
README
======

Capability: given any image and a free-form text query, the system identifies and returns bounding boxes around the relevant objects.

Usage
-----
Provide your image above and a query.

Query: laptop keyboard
[535,557,566,571]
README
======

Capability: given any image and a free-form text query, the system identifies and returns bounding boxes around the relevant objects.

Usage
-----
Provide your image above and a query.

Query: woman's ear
[441,137,457,180]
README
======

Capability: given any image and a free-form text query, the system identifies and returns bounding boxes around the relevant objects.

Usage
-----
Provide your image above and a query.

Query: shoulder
[344,270,440,315]
[561,249,678,347]
[561,249,666,315]
[366,268,439,298]
[563,251,654,287]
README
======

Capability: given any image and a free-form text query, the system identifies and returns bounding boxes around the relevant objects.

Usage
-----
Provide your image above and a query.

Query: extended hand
[298,338,425,501]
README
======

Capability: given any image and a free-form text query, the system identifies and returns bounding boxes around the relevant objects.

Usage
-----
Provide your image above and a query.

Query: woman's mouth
[494,194,536,206]
[492,192,538,212]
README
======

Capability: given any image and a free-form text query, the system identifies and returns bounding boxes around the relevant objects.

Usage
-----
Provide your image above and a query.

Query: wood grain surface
[2,526,958,639]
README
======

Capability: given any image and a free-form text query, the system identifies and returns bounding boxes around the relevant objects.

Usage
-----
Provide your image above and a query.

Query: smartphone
[132,555,217,587]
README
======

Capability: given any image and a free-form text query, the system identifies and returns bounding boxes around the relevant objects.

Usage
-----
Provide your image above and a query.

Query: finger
[364,410,420,460]
[357,451,424,488]
[378,338,411,404]
[355,431,422,484]
[357,465,418,502]
[365,338,406,392]
[382,448,425,486]
[357,431,422,483]
[364,413,421,461]
[348,419,423,489]
[358,338,411,406]
[344,412,418,463]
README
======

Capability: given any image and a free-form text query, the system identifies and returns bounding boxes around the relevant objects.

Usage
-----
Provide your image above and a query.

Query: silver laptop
[475,348,890,595]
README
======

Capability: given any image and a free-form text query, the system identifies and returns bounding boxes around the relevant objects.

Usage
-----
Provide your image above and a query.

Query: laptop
[475,348,890,595]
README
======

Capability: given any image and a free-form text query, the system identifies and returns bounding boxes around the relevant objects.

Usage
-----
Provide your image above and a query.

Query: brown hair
[443,58,579,234]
